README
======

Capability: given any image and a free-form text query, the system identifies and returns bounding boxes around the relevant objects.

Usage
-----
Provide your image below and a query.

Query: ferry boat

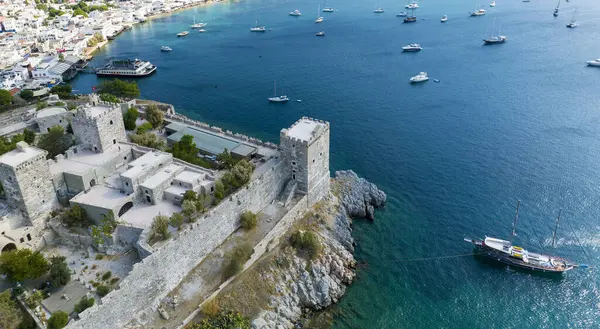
[464,201,581,274]
[95,58,156,77]
[176,31,189,37]
[402,44,422,52]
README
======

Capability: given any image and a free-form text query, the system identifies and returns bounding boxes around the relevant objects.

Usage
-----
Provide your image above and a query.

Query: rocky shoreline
[249,170,386,328]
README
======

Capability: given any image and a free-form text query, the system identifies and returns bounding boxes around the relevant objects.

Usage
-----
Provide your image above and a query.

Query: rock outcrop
[251,171,386,329]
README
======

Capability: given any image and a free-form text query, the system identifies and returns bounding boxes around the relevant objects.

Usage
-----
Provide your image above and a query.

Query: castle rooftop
[121,151,172,180]
[174,170,204,185]
[78,103,114,119]
[0,142,46,167]
[140,163,182,189]
[70,185,128,209]
[50,144,132,176]
[284,118,327,142]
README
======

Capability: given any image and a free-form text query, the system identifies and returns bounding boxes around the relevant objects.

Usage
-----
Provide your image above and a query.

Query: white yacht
[490,1,496,7]
[441,15,448,22]
[374,8,385,13]
[586,59,600,67]
[470,8,486,16]
[160,46,172,52]
[250,20,267,32]
[316,5,324,22]
[198,29,206,33]
[405,1,419,9]
[322,7,334,12]
[190,16,207,29]
[410,72,429,83]
[176,31,189,37]
[316,31,325,36]
[289,9,302,16]
[397,12,408,17]
[268,81,289,102]
[402,44,422,52]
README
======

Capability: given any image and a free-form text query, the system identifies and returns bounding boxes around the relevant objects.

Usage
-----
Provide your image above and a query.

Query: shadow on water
[472,253,567,282]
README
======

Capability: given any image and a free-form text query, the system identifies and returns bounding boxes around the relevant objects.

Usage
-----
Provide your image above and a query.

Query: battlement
[0,142,48,170]
[75,102,120,121]
[280,117,330,145]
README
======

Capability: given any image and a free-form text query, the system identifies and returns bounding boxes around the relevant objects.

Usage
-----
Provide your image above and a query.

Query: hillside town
[0,0,213,97]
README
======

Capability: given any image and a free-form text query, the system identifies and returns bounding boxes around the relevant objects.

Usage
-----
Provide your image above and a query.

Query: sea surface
[70,0,600,327]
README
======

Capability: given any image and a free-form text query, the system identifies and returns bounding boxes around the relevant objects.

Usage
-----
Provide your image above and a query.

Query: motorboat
[410,72,429,83]
[322,7,334,12]
[289,9,302,16]
[198,29,206,33]
[250,20,266,32]
[405,1,419,9]
[402,43,422,52]
[176,31,189,37]
[441,15,448,22]
[490,1,496,7]
[586,59,600,67]
[374,8,385,13]
[316,31,325,36]
[397,12,407,17]
[160,46,172,52]
[470,8,486,16]
[268,80,289,102]
[190,16,206,29]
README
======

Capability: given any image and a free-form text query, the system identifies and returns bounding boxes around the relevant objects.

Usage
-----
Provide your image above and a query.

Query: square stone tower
[280,117,330,206]
[0,142,59,226]
[71,97,126,153]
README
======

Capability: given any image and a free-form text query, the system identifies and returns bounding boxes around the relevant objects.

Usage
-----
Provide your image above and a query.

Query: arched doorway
[90,179,96,187]
[118,201,134,217]
[1,243,16,253]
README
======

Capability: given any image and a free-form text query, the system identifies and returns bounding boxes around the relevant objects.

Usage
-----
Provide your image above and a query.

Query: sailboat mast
[552,209,562,248]
[510,200,521,243]
[273,80,276,97]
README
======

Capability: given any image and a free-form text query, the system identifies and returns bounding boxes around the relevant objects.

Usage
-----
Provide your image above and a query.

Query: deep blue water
[70,0,600,327]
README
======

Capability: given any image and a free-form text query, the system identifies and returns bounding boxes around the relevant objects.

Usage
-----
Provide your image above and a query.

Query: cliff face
[251,170,386,329]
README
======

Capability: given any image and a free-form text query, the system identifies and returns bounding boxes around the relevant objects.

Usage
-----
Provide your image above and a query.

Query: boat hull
[96,67,157,77]
[586,62,600,67]
[404,18,417,23]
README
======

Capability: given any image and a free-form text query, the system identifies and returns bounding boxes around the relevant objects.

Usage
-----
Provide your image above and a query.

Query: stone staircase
[278,179,297,207]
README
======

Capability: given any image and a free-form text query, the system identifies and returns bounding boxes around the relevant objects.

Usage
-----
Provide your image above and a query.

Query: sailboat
[268,80,289,103]
[322,0,334,12]
[190,16,206,29]
[250,20,266,32]
[483,19,507,44]
[464,201,584,274]
[404,9,417,22]
[553,0,560,17]
[315,5,324,23]
[566,8,577,28]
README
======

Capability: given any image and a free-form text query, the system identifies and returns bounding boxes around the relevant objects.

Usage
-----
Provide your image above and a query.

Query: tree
[72,8,87,17]
[25,290,43,309]
[135,122,153,134]
[214,180,225,200]
[182,190,197,202]
[37,125,72,159]
[19,90,34,102]
[0,290,21,329]
[145,105,164,128]
[150,215,170,241]
[240,211,257,231]
[169,213,184,230]
[171,134,197,161]
[47,311,69,329]
[0,136,17,156]
[122,107,139,131]
[0,249,49,281]
[50,85,72,99]
[62,205,89,227]
[195,192,210,214]
[90,212,117,246]
[217,149,236,170]
[0,89,13,107]
[23,129,35,144]
[97,79,140,99]
[73,296,94,313]
[181,200,196,223]
[99,93,118,103]
[49,256,71,287]
[96,285,110,297]
[58,53,64,62]
[188,311,251,329]
[130,132,164,149]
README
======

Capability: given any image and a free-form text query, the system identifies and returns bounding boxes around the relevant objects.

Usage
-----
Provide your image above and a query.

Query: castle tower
[0,142,59,226]
[71,101,127,153]
[280,117,330,206]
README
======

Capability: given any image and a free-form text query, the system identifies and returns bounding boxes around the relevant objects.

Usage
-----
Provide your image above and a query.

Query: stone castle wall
[67,159,290,329]
[72,102,127,153]
[36,110,70,134]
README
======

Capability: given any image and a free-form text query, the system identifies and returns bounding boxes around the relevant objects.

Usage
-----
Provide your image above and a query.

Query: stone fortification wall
[49,219,94,248]
[67,159,290,329]
[36,110,70,133]
[164,113,278,150]
[72,101,127,153]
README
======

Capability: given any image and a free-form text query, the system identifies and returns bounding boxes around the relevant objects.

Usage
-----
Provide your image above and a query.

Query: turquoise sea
[70,0,600,328]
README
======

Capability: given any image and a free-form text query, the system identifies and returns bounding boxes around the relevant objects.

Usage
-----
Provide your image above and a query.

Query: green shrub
[150,215,170,241]
[50,85,72,99]
[290,231,322,260]
[62,205,89,227]
[145,104,164,128]
[47,311,69,329]
[25,291,43,309]
[96,285,110,297]
[73,296,95,313]
[36,101,48,111]
[130,132,164,149]
[49,255,71,287]
[169,212,184,230]
[223,243,253,279]
[240,211,257,231]
[122,107,139,130]
[188,311,251,329]
[101,271,112,281]
[99,93,119,103]
[20,90,34,101]
[135,122,153,134]
[95,254,103,260]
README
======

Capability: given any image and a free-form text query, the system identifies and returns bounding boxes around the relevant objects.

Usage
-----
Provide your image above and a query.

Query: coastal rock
[334,170,386,220]
[252,172,382,329]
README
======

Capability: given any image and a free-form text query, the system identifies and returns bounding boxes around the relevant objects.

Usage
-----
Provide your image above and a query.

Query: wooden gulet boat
[465,201,586,274]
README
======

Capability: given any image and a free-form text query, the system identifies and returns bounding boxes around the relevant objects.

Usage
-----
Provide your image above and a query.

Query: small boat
[190,16,207,29]
[289,9,302,16]
[490,1,496,7]
[441,15,448,22]
[586,59,600,67]
[176,31,189,37]
[470,8,486,16]
[483,19,507,44]
[410,72,429,83]
[553,0,560,17]
[523,0,531,2]
[464,202,582,274]
[405,1,419,9]
[374,8,385,13]
[268,80,289,103]
[315,5,324,22]
[566,9,577,28]
[198,29,206,33]
[404,15,417,23]
[160,46,172,52]
[397,12,408,17]
[297,99,302,102]
[402,43,422,52]
[322,7,334,12]
[316,31,325,36]
[250,20,267,32]
[434,79,440,83]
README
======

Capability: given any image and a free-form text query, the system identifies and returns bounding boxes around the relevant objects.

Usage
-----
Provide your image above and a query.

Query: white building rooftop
[140,164,181,189]
[70,185,129,209]
[285,118,326,141]
[174,170,204,185]
[121,151,172,180]
[0,142,46,167]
